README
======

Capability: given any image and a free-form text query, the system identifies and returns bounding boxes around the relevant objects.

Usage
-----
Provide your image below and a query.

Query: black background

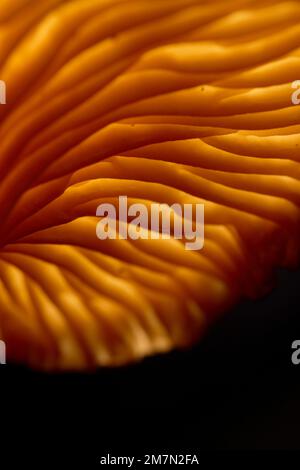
[1,267,300,461]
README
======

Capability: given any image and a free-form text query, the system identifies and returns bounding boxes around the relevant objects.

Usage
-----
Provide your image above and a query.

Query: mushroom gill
[0,0,300,369]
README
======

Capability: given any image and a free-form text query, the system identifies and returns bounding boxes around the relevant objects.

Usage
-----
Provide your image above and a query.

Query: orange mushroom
[0,0,300,369]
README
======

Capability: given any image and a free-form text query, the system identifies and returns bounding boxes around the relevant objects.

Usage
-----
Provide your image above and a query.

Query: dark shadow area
[1,268,300,457]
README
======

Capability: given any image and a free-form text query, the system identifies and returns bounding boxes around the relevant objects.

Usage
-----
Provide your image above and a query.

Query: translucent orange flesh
[0,0,300,369]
